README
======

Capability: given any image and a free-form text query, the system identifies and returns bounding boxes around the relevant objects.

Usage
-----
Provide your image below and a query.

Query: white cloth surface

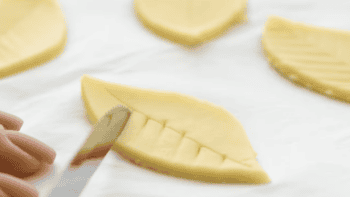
[1,0,350,196]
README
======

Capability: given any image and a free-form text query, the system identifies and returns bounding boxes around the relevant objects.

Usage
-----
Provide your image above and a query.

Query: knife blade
[46,106,131,197]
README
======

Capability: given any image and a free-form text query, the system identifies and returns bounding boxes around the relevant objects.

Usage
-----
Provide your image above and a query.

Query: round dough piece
[134,0,247,46]
[262,16,350,103]
[81,74,270,184]
[0,0,67,79]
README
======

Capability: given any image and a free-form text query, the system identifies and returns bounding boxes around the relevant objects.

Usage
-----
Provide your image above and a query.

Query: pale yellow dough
[81,75,270,183]
[134,0,247,46]
[0,0,67,79]
[262,16,350,103]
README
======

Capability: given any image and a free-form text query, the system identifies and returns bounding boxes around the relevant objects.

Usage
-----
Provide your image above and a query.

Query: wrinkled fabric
[1,0,350,196]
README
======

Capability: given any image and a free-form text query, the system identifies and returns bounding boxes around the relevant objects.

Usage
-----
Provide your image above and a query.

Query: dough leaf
[0,0,67,79]
[81,75,270,183]
[262,16,350,102]
[134,0,247,46]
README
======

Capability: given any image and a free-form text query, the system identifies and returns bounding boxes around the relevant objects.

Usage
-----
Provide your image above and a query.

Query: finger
[0,173,39,197]
[0,188,10,197]
[0,111,23,131]
[0,132,41,172]
[5,130,56,164]
[0,157,38,178]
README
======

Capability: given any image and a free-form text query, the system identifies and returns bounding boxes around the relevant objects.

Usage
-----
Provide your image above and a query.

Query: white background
[1,0,350,196]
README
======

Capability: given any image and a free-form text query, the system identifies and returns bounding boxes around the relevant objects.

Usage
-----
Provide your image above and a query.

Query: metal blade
[46,106,131,197]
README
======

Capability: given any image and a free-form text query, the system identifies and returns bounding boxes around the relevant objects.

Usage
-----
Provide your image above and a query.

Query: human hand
[0,111,24,131]
[0,111,56,197]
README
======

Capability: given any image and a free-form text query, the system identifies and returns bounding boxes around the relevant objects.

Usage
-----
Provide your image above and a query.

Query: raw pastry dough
[134,0,247,46]
[262,16,350,103]
[81,75,270,183]
[0,0,67,79]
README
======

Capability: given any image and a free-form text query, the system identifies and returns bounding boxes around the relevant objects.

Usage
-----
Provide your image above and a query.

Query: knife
[46,106,131,197]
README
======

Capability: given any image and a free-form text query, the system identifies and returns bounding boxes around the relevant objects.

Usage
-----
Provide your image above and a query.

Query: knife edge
[46,106,131,197]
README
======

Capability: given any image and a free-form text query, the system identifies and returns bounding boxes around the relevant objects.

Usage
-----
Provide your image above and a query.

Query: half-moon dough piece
[262,16,350,103]
[0,0,67,79]
[134,0,247,46]
[81,75,270,183]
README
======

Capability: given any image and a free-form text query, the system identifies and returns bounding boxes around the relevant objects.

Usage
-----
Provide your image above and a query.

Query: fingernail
[46,146,57,164]
[29,157,41,170]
